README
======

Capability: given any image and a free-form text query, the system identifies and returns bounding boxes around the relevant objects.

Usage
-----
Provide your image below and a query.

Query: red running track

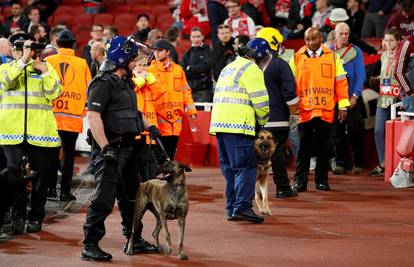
[1,168,414,267]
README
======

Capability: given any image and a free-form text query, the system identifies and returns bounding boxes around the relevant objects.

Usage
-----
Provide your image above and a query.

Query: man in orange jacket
[46,30,92,201]
[148,39,197,159]
[289,27,350,192]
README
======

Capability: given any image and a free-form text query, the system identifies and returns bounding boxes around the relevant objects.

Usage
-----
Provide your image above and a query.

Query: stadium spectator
[146,28,163,47]
[208,0,228,43]
[167,26,181,48]
[287,0,314,39]
[102,25,117,43]
[346,0,364,38]
[46,27,63,50]
[224,0,256,38]
[370,28,402,176]
[82,0,105,15]
[90,41,105,77]
[312,0,333,29]
[181,27,214,103]
[242,0,264,26]
[4,1,28,35]
[25,6,49,33]
[133,14,151,43]
[385,0,414,37]
[180,0,211,38]
[29,24,47,43]
[24,0,58,23]
[0,38,12,63]
[83,24,104,69]
[361,0,395,38]
[212,24,234,81]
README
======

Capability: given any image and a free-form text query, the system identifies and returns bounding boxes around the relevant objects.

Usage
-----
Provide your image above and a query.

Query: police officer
[81,36,159,261]
[210,38,270,223]
[0,33,62,234]
[256,27,300,198]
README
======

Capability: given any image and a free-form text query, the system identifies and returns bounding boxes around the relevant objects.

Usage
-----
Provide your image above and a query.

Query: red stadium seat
[110,5,132,13]
[132,5,152,14]
[146,0,167,4]
[2,6,12,17]
[126,0,146,4]
[54,6,74,16]
[114,13,135,27]
[72,15,93,33]
[53,14,74,27]
[0,14,4,23]
[62,0,82,4]
[93,13,114,25]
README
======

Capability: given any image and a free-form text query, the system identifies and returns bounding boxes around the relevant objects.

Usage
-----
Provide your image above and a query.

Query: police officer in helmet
[81,36,159,261]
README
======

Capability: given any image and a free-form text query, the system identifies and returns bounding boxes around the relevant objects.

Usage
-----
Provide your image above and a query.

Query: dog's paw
[261,209,271,216]
[158,245,172,255]
[179,253,188,260]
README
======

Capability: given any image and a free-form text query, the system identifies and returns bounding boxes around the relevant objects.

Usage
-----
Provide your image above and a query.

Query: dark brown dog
[126,161,191,260]
[254,129,277,215]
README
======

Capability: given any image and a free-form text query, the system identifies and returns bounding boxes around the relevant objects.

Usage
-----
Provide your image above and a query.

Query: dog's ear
[179,163,192,172]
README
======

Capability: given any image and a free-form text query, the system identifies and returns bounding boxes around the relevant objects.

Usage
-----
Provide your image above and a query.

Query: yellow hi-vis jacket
[0,59,62,147]
[210,56,269,136]
[46,48,91,133]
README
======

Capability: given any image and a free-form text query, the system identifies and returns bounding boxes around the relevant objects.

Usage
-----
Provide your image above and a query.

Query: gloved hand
[101,144,118,165]
[148,125,161,139]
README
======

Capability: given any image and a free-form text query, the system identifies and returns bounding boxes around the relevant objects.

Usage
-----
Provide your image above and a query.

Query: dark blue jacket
[263,53,298,130]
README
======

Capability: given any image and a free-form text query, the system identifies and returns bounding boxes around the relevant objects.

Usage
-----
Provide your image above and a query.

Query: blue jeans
[216,133,256,217]
[374,107,390,165]
[403,96,414,113]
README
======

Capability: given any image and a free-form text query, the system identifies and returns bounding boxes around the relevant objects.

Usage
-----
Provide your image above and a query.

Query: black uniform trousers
[59,130,79,193]
[158,136,179,160]
[268,129,292,191]
[2,141,57,222]
[83,142,142,244]
[331,98,365,168]
[294,118,332,186]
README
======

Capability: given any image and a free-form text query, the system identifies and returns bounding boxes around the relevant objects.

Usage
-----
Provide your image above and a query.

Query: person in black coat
[181,27,214,103]
[133,14,151,43]
[212,24,235,81]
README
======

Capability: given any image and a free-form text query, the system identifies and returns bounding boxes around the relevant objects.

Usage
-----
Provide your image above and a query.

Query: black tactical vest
[92,72,144,138]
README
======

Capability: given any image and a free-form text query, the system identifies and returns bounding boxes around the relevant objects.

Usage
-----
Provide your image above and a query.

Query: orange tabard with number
[148,60,197,136]
[46,48,92,132]
[135,81,159,143]
[294,47,338,123]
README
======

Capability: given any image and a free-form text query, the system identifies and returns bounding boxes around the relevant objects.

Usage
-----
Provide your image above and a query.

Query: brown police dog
[254,129,277,216]
[126,161,191,260]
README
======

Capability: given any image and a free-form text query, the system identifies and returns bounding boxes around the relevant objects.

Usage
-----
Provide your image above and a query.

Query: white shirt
[307,46,323,58]
[224,15,256,38]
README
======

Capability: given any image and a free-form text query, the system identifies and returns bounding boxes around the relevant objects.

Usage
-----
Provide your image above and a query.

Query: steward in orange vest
[148,39,197,159]
[45,30,92,200]
[289,28,350,192]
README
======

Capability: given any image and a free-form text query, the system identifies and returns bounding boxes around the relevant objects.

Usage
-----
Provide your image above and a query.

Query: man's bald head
[90,41,105,62]
[334,22,350,48]
[0,38,12,57]
[304,27,322,52]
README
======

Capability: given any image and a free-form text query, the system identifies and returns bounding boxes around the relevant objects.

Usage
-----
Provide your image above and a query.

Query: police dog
[254,129,277,216]
[127,161,191,260]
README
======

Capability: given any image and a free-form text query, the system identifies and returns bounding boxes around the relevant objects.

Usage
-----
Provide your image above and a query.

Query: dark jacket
[242,2,263,26]
[212,38,235,81]
[180,44,214,91]
[347,9,365,38]
[133,28,150,43]
[264,52,298,130]
[4,15,28,35]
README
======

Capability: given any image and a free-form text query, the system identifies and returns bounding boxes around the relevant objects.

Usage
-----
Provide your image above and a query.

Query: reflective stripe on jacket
[210,56,269,136]
[149,60,197,136]
[289,46,350,124]
[46,48,92,132]
[0,59,62,147]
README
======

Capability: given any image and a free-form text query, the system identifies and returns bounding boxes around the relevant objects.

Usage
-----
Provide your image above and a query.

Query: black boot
[123,237,158,254]
[81,243,112,261]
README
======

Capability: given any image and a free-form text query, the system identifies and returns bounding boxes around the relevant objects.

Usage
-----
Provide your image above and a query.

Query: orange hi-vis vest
[290,45,350,124]
[46,48,92,132]
[148,60,197,136]
[132,73,159,141]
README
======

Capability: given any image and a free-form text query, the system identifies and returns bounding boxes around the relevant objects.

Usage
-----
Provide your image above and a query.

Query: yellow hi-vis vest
[0,59,62,147]
[210,56,269,136]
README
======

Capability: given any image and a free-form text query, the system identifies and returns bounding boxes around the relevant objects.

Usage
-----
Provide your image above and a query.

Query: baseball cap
[153,39,172,51]
[57,30,75,42]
